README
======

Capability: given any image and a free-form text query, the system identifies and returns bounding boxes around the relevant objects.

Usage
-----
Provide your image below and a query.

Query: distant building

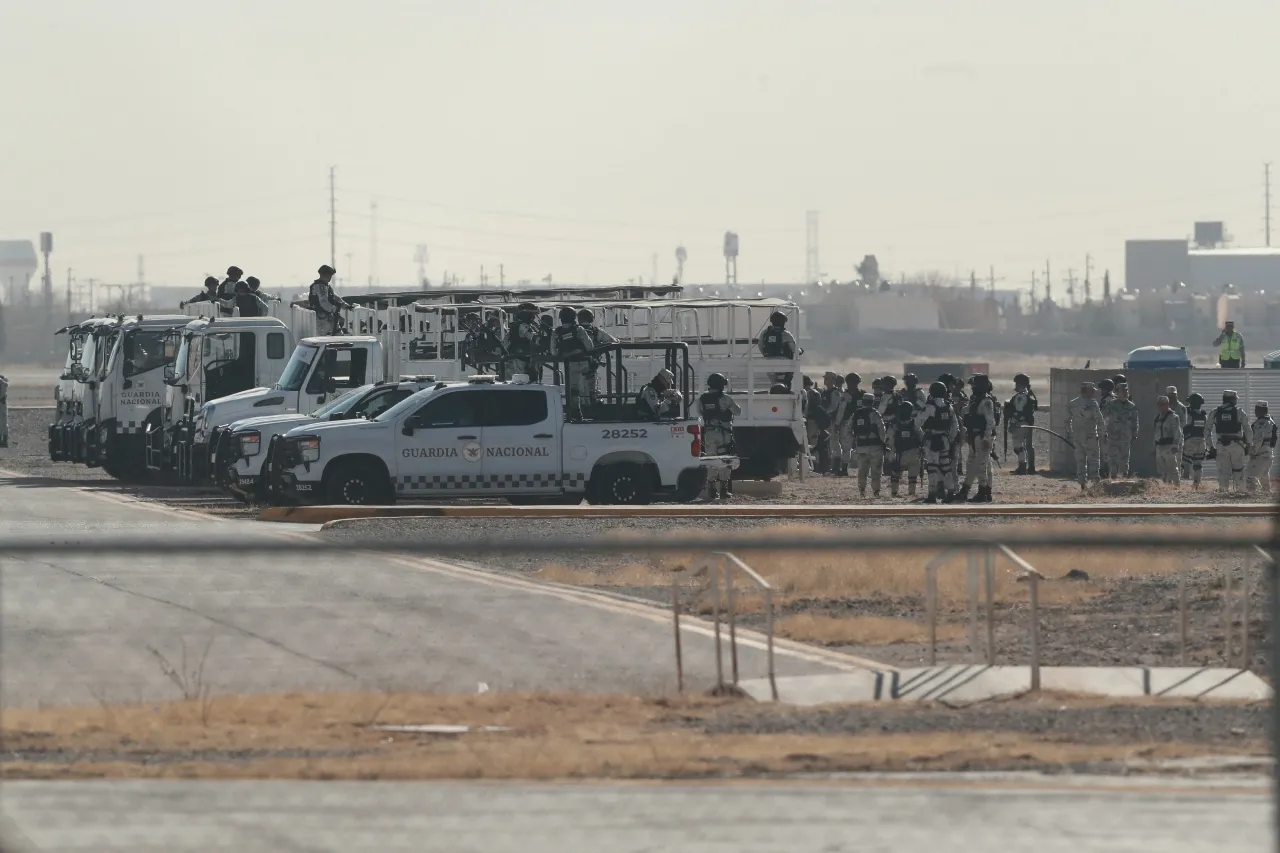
[0,240,38,304]
[1126,223,1280,295]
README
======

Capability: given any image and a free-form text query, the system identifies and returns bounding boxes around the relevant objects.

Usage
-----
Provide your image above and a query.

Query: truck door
[394,389,485,495]
[480,387,561,493]
[305,346,370,412]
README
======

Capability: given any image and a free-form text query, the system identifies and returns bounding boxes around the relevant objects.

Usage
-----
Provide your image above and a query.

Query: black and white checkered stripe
[119,420,146,435]
[397,472,588,492]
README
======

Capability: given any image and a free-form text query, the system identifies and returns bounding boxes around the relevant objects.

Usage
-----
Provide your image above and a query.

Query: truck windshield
[313,384,374,418]
[276,344,319,392]
[374,387,439,423]
[125,331,177,378]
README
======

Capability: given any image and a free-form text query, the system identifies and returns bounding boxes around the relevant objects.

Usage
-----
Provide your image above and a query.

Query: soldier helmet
[655,368,675,388]
[969,373,992,395]
[802,374,814,388]
[246,276,260,289]
[486,314,501,326]
[1014,373,1030,387]
[1257,401,1269,415]
[1081,381,1097,393]
[227,265,243,278]
[1097,378,1115,392]
[203,276,218,288]
[707,372,728,390]
[1165,385,1178,395]
[896,401,914,421]
[558,306,577,323]
[882,375,897,388]
[317,264,335,277]
[903,373,918,386]
[1157,395,1170,409]
[576,308,595,324]
[949,375,965,390]
[929,381,947,398]
[769,311,787,326]
[517,302,538,312]
[1112,373,1127,386]
[539,314,554,327]
[871,377,883,391]
[1224,390,1238,404]
[845,372,861,388]
[1187,392,1204,407]
[234,279,250,293]
[861,393,874,405]
[937,372,954,386]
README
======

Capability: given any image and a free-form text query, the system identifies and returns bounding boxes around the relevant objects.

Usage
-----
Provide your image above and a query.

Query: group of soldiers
[800,370,1034,503]
[182,265,285,318]
[1066,378,1277,493]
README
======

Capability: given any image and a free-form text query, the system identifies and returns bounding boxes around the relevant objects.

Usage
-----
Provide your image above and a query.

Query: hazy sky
[4,0,1279,294]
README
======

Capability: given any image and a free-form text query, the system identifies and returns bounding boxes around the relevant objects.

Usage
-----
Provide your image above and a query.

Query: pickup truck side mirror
[401,417,418,436]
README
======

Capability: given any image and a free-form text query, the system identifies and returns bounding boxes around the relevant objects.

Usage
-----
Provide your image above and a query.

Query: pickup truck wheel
[594,463,653,505]
[325,462,388,505]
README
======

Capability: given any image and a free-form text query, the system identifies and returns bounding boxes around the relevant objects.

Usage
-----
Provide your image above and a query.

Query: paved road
[1,777,1268,852]
[0,472,847,707]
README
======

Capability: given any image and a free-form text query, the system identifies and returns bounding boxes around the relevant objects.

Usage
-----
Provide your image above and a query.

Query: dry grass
[0,692,1262,781]
[533,520,1267,613]
[776,614,965,646]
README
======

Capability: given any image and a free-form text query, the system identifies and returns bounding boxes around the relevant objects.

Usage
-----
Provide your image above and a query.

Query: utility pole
[329,166,336,270]
[1065,268,1077,308]
[1028,270,1038,312]
[1045,259,1052,303]
[368,200,378,287]
[414,244,428,287]
[499,264,505,286]
[1083,253,1093,304]
[65,267,73,321]
[1266,162,1272,247]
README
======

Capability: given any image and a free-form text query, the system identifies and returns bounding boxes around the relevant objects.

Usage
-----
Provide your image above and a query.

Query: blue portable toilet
[1264,350,1280,369]
[1123,345,1192,370]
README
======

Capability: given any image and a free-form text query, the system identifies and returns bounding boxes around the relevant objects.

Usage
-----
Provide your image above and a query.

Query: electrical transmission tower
[805,211,820,284]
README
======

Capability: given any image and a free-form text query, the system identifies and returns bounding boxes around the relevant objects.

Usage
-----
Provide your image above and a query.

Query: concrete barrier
[739,666,1271,705]
[257,502,1276,524]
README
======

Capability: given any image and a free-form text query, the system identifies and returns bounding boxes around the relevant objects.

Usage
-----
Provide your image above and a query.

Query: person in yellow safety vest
[1214,320,1245,368]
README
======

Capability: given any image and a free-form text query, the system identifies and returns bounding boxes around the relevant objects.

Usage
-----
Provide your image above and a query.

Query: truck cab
[200,335,387,476]
[49,319,99,461]
[82,314,189,480]
[216,375,437,502]
[146,316,294,483]
[271,343,735,506]
[60,318,119,464]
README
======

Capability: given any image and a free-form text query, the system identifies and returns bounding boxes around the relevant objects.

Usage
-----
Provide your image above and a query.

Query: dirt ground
[0,691,1267,781]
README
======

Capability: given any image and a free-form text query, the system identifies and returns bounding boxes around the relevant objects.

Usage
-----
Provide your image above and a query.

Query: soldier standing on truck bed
[505,303,541,381]
[216,266,244,317]
[181,276,221,309]
[308,265,351,335]
[696,372,740,500]
[577,308,618,408]
[757,311,797,390]
[551,306,595,420]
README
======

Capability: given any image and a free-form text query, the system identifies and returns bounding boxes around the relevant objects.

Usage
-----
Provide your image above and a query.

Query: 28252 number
[601,428,648,439]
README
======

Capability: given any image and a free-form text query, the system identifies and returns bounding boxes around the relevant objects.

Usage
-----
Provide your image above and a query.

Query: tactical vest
[760,326,787,357]
[852,407,879,442]
[1214,405,1242,436]
[894,424,921,452]
[963,396,988,434]
[1184,409,1207,439]
[508,320,535,356]
[1154,412,1176,445]
[700,391,732,426]
[923,400,953,435]
[554,324,586,357]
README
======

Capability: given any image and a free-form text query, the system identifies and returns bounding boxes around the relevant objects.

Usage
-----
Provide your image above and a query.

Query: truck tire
[592,463,654,505]
[324,461,390,505]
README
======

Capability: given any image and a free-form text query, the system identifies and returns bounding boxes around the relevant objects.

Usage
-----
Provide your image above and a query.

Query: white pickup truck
[215,376,438,502]
[270,375,736,505]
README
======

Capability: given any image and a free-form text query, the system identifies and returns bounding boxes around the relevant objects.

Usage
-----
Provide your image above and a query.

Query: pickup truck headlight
[296,436,321,463]
[239,431,262,458]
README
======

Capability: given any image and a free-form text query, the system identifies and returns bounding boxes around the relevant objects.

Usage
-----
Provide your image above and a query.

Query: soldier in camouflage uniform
[1103,383,1140,478]
[1153,396,1182,485]
[1066,381,1104,488]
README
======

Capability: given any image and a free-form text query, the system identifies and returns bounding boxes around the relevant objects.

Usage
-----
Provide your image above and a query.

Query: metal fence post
[1268,556,1280,853]
[926,564,938,667]
[709,558,724,690]
[984,547,996,665]
[765,587,778,701]
[967,550,980,664]
[726,558,740,686]
[1029,571,1041,691]
[1242,555,1253,670]
[1179,562,1188,667]
[672,568,684,693]
[1225,556,1236,666]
